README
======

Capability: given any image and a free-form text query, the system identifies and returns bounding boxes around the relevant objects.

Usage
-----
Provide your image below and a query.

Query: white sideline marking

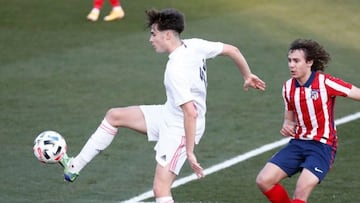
[120,112,360,203]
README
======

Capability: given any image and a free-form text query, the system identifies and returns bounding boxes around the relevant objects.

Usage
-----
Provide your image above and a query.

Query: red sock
[263,184,291,203]
[109,0,120,7]
[93,0,104,9]
[292,199,306,203]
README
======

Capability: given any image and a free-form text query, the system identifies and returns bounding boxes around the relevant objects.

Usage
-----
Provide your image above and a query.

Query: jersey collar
[295,71,316,88]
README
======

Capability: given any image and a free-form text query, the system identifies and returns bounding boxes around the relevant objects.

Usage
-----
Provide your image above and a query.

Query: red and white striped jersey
[282,71,352,147]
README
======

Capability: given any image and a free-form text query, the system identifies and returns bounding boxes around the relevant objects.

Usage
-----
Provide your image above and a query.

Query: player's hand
[280,120,296,137]
[187,152,204,178]
[243,74,266,91]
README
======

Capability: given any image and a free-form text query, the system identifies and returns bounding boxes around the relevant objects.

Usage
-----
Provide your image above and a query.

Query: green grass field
[1,0,360,202]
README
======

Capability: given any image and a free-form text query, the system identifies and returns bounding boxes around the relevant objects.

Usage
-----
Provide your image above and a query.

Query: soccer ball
[33,130,67,164]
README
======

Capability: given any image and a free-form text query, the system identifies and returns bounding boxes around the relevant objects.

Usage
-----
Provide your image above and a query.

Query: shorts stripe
[170,137,186,172]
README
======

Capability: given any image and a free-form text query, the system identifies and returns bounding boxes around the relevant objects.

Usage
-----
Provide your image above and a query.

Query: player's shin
[70,119,118,173]
[263,183,292,203]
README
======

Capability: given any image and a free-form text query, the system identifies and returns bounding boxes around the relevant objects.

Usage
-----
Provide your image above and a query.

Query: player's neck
[168,38,183,53]
[296,71,313,86]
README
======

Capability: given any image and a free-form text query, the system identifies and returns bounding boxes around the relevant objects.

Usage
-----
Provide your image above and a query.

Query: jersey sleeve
[189,38,224,59]
[282,80,294,111]
[324,74,352,97]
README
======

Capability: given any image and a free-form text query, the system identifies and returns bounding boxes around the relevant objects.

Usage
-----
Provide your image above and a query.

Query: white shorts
[140,104,204,175]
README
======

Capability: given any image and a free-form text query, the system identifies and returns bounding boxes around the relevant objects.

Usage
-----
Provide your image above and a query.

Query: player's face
[287,49,313,85]
[149,24,168,53]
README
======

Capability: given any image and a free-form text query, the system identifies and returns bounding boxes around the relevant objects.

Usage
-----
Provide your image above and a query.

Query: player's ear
[306,59,313,68]
[166,30,177,40]
[165,30,171,40]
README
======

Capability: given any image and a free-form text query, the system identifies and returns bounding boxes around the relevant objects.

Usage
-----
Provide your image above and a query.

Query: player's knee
[293,187,310,202]
[293,182,315,200]
[255,173,265,188]
[152,182,171,198]
[256,172,273,191]
[105,108,121,126]
[152,184,164,198]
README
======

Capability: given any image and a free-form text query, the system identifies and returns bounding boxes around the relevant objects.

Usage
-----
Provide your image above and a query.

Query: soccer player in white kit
[60,8,266,203]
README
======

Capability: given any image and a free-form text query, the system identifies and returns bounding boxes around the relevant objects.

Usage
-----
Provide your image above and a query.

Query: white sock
[113,6,122,11]
[156,196,174,203]
[91,8,100,13]
[69,119,117,173]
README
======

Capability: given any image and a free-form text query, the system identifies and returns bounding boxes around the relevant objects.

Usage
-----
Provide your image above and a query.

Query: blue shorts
[269,139,336,182]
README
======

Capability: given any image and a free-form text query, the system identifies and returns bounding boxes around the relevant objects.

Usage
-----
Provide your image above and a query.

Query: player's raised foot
[59,153,79,182]
[64,170,79,182]
[87,9,100,22]
[104,7,125,21]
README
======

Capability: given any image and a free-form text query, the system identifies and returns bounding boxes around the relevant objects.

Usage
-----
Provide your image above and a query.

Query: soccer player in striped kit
[60,8,266,203]
[256,39,360,203]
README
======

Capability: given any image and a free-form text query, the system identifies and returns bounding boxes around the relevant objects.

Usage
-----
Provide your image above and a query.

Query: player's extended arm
[347,85,360,101]
[221,44,266,91]
[181,101,204,178]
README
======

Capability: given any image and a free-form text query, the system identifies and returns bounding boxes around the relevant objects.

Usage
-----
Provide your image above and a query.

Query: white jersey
[163,38,224,143]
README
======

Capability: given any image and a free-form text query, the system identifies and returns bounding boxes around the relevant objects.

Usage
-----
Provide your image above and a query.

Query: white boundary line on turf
[120,112,360,203]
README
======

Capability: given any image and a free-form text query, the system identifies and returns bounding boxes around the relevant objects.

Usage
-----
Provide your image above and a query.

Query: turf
[1,0,359,202]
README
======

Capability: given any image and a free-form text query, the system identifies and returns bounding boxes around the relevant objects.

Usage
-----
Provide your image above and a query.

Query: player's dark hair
[145,8,185,34]
[289,39,331,72]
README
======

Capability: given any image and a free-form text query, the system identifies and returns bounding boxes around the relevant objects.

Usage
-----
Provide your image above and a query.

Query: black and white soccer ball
[33,130,67,164]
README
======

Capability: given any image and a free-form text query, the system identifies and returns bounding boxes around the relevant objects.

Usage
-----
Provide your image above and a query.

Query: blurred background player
[86,0,125,22]
[256,38,360,203]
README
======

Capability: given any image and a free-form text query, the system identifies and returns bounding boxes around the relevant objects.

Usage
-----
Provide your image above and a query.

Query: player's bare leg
[61,106,146,182]
[292,169,318,202]
[256,162,291,203]
[153,163,176,203]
